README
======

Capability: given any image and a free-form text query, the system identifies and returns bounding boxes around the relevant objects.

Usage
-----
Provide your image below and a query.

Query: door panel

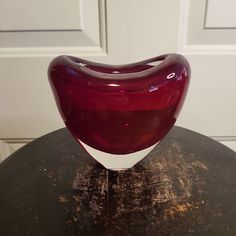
[178,0,236,148]
[0,0,235,160]
[0,0,82,31]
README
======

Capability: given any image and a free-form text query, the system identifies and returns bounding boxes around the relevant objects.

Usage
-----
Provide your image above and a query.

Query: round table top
[0,126,236,236]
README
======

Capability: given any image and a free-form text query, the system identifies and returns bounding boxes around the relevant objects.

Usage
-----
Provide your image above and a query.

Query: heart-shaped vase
[48,54,190,170]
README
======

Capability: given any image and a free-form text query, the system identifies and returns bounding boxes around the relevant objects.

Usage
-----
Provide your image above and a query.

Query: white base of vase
[78,140,159,170]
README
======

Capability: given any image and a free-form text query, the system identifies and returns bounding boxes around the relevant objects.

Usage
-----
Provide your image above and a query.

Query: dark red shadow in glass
[48,54,190,155]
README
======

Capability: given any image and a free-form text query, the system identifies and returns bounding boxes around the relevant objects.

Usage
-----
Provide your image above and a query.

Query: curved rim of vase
[58,53,187,80]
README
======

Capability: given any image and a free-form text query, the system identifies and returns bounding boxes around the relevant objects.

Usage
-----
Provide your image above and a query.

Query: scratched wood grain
[0,127,236,236]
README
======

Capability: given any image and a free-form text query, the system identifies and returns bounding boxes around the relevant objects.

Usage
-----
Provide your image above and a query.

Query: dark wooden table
[0,127,236,236]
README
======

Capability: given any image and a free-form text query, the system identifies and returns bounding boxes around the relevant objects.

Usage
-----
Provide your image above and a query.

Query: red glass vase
[48,54,190,170]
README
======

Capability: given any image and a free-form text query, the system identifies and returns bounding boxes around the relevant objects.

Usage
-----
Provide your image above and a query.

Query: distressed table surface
[0,127,236,236]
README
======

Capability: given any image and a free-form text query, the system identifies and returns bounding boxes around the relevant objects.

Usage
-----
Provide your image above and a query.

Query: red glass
[48,54,190,169]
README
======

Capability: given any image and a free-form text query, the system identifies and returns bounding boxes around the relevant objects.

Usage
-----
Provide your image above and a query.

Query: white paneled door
[0,0,235,160]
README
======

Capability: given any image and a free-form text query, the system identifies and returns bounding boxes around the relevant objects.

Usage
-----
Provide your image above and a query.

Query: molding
[180,44,236,55]
[2,138,34,143]
[178,0,190,53]
[0,46,107,58]
[210,136,236,152]
[204,0,236,30]
[210,136,236,142]
[0,0,82,32]
[2,138,34,149]
[98,0,108,54]
[0,0,107,57]
[178,0,236,55]
[0,140,11,162]
[0,138,33,162]
[203,0,209,29]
